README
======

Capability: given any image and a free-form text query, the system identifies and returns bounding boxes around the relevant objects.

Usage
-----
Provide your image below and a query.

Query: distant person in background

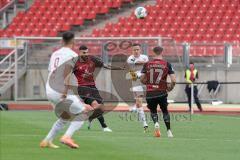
[185,62,203,112]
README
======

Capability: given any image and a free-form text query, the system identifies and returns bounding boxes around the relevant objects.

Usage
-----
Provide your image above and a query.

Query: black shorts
[78,85,103,105]
[146,91,168,111]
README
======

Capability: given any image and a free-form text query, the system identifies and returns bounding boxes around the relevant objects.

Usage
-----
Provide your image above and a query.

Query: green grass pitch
[0,111,240,160]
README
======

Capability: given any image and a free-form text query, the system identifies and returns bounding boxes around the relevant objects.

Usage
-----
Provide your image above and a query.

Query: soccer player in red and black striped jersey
[141,46,176,138]
[73,45,114,132]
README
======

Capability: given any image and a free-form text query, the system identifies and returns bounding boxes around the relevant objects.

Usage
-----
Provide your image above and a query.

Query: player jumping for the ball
[140,46,176,138]
[127,43,149,132]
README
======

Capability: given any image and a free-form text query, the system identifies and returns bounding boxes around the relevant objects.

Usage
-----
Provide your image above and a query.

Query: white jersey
[46,47,78,97]
[127,54,149,94]
[46,47,85,114]
[127,54,149,76]
[127,54,149,64]
[48,47,77,73]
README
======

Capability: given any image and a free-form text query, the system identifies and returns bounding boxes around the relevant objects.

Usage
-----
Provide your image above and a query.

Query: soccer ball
[134,7,147,19]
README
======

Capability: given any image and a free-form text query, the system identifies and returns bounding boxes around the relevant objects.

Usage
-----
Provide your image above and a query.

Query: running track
[6,102,240,116]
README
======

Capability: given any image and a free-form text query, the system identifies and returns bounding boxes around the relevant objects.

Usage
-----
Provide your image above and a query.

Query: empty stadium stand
[0,0,136,37]
[0,0,239,57]
[92,0,240,43]
[1,0,239,43]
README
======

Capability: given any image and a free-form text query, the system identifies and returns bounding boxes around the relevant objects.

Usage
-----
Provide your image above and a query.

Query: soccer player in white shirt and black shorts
[127,43,148,132]
[40,32,93,149]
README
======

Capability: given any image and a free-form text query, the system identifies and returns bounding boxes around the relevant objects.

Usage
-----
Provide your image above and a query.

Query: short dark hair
[153,46,163,55]
[79,45,88,50]
[189,61,194,65]
[132,43,141,47]
[62,31,74,44]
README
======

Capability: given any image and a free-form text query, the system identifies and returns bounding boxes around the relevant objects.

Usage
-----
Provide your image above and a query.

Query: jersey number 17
[149,68,163,84]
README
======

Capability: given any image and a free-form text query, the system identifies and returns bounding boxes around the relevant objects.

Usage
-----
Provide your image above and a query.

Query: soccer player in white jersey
[127,43,148,132]
[40,32,93,149]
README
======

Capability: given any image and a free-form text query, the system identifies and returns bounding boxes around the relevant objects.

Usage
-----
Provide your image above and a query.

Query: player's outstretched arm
[103,64,126,70]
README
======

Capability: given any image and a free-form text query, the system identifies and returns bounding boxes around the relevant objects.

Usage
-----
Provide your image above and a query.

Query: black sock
[196,103,203,111]
[163,113,170,130]
[89,108,104,121]
[151,113,158,124]
[98,115,107,128]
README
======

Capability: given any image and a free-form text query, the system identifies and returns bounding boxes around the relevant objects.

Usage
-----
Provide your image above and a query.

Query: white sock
[137,107,148,127]
[44,119,67,141]
[64,121,84,138]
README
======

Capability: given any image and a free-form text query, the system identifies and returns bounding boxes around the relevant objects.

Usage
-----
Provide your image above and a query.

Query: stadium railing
[0,37,239,103]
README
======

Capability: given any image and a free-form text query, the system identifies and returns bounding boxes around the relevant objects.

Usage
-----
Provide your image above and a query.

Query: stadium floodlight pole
[14,37,18,101]
[190,83,194,114]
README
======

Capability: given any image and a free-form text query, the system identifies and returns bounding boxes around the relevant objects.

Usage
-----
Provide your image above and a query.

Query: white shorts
[130,79,145,97]
[130,86,145,98]
[46,83,85,114]
[132,85,144,92]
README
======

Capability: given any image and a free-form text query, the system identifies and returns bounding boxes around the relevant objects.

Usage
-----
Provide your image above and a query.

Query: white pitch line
[1,134,239,142]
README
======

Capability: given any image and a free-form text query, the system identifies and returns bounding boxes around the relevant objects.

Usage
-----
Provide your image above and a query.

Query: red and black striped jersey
[142,58,174,92]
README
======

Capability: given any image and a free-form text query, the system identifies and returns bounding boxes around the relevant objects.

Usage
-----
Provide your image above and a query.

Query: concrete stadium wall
[7,66,240,104]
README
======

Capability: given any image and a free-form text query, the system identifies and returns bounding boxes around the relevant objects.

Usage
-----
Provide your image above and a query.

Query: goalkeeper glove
[129,70,138,81]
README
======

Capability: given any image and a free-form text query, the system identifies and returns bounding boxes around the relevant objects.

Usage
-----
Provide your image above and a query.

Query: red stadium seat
[2,0,240,55]
[90,0,240,47]
[99,6,109,14]
[86,11,97,20]
[112,0,122,8]
[2,0,135,37]
[61,24,71,31]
